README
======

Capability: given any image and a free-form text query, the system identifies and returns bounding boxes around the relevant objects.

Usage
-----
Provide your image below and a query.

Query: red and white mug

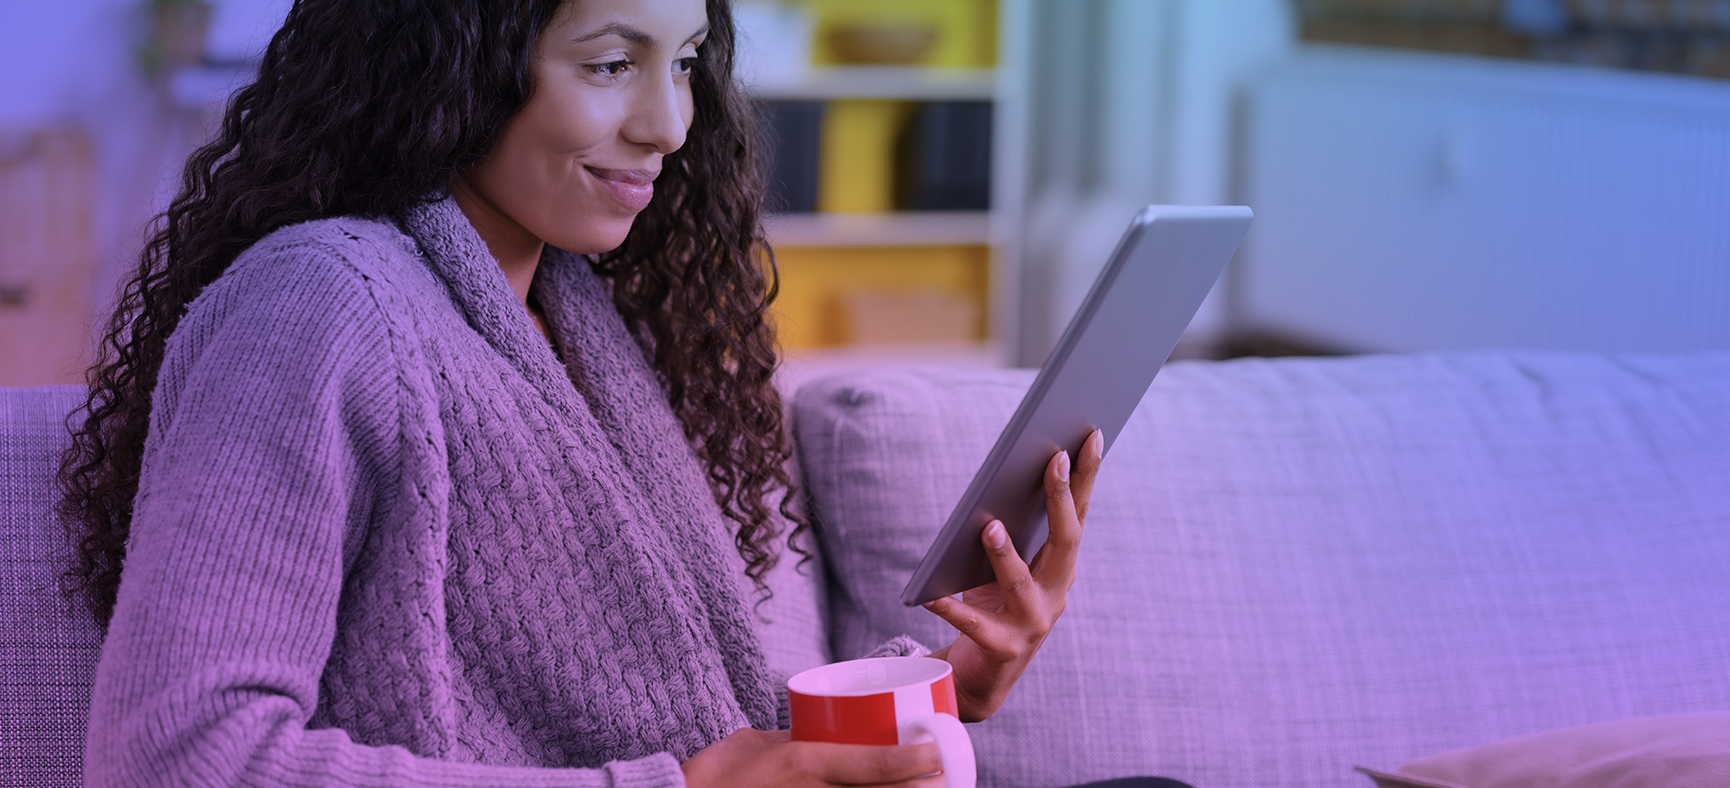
[788,657,976,788]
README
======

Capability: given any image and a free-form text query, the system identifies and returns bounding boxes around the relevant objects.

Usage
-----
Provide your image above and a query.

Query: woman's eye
[589,59,632,77]
[674,57,700,75]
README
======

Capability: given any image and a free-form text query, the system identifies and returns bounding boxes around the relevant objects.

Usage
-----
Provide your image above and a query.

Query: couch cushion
[793,353,1730,788]
[1,385,100,787]
[750,385,836,722]
[1357,712,1730,788]
[750,501,833,723]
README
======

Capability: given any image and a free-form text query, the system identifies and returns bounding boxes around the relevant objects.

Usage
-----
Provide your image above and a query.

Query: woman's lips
[587,167,657,211]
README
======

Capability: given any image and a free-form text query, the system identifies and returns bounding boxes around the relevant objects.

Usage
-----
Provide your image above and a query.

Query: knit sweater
[85,196,791,787]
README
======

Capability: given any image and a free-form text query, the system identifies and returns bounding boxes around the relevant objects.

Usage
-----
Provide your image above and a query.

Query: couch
[5,351,1729,787]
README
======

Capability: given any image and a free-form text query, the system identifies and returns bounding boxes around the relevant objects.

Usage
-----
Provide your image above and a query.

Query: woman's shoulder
[231,213,428,292]
[185,213,447,336]
[165,213,443,385]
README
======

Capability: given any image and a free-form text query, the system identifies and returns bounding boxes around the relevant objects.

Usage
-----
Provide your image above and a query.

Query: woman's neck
[449,177,551,341]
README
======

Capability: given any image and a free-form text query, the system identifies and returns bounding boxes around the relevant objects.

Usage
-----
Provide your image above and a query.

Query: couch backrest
[1,385,99,787]
[794,352,1730,788]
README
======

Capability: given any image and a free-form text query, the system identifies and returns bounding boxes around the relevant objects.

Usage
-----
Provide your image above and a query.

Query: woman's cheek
[555,89,625,152]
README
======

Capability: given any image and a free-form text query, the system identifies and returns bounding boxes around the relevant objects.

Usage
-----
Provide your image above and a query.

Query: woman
[61,0,1125,785]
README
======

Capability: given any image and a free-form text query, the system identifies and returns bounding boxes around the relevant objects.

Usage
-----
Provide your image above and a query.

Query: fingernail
[1091,429,1104,454]
[987,521,1008,549]
[1058,451,1071,482]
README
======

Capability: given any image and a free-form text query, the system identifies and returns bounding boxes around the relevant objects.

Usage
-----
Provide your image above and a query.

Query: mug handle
[905,714,976,788]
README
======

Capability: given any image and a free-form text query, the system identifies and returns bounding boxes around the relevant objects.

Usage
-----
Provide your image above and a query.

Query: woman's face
[458,0,708,255]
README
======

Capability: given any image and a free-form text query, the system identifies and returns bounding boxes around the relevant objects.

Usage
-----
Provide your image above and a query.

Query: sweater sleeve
[84,237,687,788]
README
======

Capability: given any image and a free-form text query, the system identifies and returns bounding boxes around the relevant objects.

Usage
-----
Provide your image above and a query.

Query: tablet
[900,205,1253,606]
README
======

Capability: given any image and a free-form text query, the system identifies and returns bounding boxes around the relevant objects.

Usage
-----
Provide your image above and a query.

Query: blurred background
[3,0,1729,387]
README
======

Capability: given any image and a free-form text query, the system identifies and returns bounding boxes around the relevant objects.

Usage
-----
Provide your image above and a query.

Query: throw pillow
[1357,712,1730,788]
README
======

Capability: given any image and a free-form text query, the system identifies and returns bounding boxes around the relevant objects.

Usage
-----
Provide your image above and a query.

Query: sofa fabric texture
[794,353,1730,788]
[0,384,97,788]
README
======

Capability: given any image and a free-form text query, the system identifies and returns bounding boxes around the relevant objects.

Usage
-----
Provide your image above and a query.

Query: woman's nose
[624,71,690,154]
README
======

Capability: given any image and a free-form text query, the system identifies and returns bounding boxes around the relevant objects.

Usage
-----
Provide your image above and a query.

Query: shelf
[765,212,992,248]
[748,67,997,102]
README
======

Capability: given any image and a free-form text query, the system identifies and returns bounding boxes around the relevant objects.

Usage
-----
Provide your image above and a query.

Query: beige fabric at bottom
[1356,765,1465,788]
[1358,712,1730,788]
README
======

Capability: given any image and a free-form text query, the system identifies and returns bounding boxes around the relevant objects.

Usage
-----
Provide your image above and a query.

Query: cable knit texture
[85,196,783,787]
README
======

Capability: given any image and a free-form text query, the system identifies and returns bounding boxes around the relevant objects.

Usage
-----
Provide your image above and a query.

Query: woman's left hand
[923,428,1104,722]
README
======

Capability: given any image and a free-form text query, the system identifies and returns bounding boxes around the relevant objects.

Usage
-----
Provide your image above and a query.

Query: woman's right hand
[681,728,945,787]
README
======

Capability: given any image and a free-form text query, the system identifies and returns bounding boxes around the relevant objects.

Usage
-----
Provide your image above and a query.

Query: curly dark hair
[58,0,803,629]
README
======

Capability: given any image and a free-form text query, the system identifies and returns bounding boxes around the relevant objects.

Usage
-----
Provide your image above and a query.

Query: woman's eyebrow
[572,23,710,47]
[573,23,654,45]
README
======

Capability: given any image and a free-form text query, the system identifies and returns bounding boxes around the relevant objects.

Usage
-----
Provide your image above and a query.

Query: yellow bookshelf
[816,100,912,214]
[801,0,997,69]
[770,244,989,349]
[755,0,1019,355]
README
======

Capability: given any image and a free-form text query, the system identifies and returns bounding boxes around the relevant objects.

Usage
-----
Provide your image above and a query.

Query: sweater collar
[399,194,587,417]
[398,194,781,732]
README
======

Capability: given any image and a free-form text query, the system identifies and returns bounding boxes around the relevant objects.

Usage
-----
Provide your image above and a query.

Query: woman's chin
[553,218,638,256]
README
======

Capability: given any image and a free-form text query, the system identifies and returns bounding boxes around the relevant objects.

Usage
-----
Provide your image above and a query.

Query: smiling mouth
[586,167,658,211]
[586,167,659,186]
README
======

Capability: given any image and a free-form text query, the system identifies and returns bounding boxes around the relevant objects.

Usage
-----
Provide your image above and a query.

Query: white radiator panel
[1239,45,1730,353]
